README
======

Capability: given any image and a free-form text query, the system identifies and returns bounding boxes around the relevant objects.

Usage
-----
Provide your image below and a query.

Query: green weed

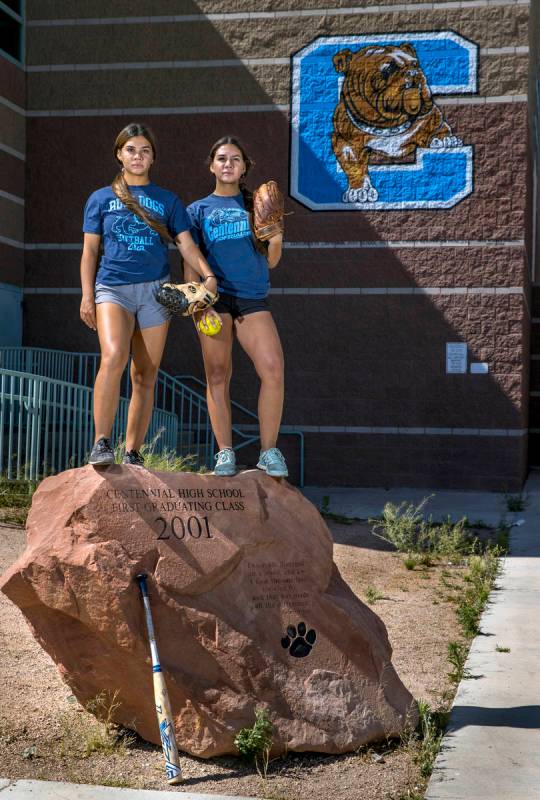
[371,496,480,562]
[370,496,432,553]
[495,644,511,653]
[365,586,385,604]
[447,641,468,683]
[114,432,197,472]
[59,691,132,759]
[456,549,501,637]
[402,700,448,780]
[0,478,36,525]
[504,492,526,512]
[404,556,418,570]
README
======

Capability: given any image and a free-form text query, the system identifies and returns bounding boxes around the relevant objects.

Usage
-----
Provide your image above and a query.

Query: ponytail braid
[206,136,269,256]
[111,171,172,243]
[111,122,173,244]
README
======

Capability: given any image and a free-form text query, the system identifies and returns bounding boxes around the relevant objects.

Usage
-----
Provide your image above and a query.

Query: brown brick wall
[25,54,529,111]
[26,6,529,66]
[26,0,471,19]
[0,56,24,107]
[0,243,24,285]
[24,104,528,243]
[19,3,535,489]
[0,151,24,198]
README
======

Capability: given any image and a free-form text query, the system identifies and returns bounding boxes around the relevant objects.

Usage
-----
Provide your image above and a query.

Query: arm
[267,232,283,269]
[80,233,101,331]
[175,230,217,295]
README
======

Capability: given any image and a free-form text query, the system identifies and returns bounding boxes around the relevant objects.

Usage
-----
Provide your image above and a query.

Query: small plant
[456,548,501,637]
[496,524,510,552]
[504,492,526,512]
[370,496,432,553]
[371,497,480,563]
[401,700,447,781]
[403,556,417,570]
[365,586,385,604]
[59,691,131,759]
[447,641,468,683]
[234,708,273,778]
[495,644,511,653]
[0,478,37,526]
[114,431,197,472]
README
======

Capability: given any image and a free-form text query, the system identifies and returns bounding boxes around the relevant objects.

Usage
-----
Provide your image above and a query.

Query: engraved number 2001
[155,515,213,540]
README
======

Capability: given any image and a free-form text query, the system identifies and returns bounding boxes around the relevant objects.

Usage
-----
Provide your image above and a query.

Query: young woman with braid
[185,135,287,478]
[80,122,217,466]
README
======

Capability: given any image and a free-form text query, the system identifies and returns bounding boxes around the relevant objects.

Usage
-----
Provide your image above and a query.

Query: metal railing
[0,369,177,481]
[0,347,305,484]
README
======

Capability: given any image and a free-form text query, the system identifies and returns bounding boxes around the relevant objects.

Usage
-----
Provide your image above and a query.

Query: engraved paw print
[281,621,317,658]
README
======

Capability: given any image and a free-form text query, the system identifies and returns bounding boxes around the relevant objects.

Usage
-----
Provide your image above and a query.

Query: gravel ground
[0,516,468,800]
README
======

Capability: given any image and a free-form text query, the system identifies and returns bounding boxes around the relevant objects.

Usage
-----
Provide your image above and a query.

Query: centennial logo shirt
[187,193,270,299]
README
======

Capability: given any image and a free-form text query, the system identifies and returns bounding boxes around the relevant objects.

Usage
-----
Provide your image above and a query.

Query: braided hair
[112,122,172,243]
[206,135,268,256]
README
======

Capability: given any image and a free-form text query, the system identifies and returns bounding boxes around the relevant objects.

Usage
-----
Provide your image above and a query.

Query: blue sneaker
[214,448,237,476]
[257,447,288,478]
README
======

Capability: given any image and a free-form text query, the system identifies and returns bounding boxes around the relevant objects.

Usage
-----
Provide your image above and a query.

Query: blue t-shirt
[187,193,269,299]
[83,183,190,286]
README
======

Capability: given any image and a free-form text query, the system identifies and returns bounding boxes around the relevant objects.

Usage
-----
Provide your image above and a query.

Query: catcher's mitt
[155,281,219,317]
[253,180,284,241]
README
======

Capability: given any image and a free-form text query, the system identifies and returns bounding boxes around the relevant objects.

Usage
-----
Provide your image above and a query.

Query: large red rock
[0,466,416,756]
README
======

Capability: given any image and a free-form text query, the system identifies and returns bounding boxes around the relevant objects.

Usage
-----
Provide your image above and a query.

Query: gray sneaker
[257,447,288,478]
[88,437,115,466]
[123,449,145,467]
[214,448,237,476]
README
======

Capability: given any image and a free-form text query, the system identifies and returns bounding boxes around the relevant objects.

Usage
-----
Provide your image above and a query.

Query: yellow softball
[197,312,222,336]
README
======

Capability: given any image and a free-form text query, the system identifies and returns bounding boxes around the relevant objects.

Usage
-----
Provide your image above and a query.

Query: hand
[205,308,222,327]
[267,232,283,245]
[80,294,97,330]
[194,307,222,325]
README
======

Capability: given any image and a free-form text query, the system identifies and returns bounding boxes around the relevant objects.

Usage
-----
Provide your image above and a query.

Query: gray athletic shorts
[95,276,170,330]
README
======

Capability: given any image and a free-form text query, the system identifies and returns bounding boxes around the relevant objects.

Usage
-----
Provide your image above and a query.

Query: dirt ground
[0,516,468,800]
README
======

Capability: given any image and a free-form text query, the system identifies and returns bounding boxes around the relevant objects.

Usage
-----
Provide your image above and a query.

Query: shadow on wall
[21,5,529,488]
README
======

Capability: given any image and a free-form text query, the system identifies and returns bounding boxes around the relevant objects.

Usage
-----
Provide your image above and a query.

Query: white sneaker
[257,447,288,478]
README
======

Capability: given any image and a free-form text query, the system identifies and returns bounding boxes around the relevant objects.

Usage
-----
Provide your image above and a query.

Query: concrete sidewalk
[0,779,256,799]
[306,476,540,800]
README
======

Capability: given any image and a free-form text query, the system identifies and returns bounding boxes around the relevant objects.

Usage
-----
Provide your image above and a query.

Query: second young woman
[185,136,287,478]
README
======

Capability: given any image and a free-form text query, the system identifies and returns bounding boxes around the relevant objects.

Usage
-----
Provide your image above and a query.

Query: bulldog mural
[290,33,477,210]
[331,43,462,204]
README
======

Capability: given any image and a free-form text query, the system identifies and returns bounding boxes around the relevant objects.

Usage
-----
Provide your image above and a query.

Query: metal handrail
[0,347,305,485]
[0,369,177,481]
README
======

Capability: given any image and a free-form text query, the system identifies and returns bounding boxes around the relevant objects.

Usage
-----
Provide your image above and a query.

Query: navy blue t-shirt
[83,183,190,286]
[187,193,269,299]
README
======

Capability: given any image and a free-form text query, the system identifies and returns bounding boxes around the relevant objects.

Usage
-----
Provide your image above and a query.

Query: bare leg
[234,311,284,450]
[125,321,169,452]
[94,303,135,442]
[197,314,235,450]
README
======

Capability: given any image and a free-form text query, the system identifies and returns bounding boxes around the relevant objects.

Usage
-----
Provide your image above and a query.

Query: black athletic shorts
[213,292,270,320]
